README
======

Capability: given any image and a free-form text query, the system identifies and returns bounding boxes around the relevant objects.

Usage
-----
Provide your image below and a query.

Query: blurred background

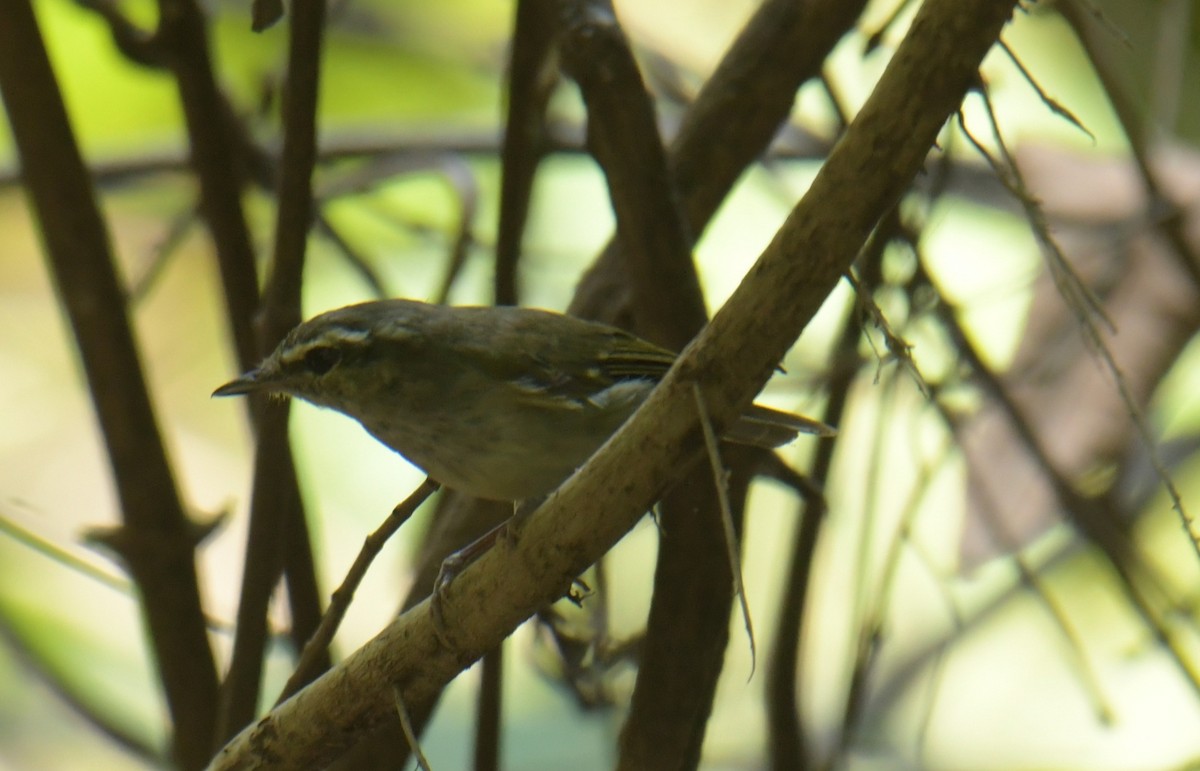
[2,0,1200,768]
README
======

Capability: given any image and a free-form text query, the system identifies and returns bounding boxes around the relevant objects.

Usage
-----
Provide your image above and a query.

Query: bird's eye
[303,345,341,375]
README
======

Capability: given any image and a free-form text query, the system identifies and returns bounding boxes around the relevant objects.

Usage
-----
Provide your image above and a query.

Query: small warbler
[214,299,829,501]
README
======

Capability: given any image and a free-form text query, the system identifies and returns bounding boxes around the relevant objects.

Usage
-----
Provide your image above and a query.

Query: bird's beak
[213,369,267,397]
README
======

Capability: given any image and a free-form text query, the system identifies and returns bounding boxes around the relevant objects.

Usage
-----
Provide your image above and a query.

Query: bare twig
[277,479,440,705]
[998,39,1095,141]
[1062,2,1200,286]
[393,684,432,771]
[925,267,1200,696]
[693,384,757,677]
[959,95,1200,561]
[845,270,929,396]
[127,204,202,303]
[75,0,168,67]
[430,156,481,304]
[313,213,389,297]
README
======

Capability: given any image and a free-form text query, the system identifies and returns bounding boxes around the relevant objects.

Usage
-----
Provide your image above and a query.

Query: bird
[214,299,830,501]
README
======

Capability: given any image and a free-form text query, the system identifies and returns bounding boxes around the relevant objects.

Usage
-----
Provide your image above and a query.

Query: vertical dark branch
[554,1,872,766]
[494,0,561,306]
[553,4,729,768]
[670,0,869,230]
[765,212,893,770]
[148,0,325,673]
[0,3,218,769]
[766,335,852,770]
[261,0,325,320]
[572,0,870,323]
[474,647,503,771]
[156,0,263,368]
[216,0,328,741]
[556,1,705,348]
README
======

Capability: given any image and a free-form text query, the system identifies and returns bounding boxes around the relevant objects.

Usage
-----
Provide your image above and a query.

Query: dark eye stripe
[280,327,369,365]
[303,346,341,375]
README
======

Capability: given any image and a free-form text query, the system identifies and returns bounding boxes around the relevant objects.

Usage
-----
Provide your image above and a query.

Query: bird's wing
[597,336,677,382]
[451,308,677,407]
[512,328,676,407]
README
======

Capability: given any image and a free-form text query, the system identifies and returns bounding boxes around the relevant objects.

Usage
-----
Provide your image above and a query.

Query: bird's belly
[361,396,639,501]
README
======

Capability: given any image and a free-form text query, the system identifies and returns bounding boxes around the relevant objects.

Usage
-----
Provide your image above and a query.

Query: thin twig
[1,510,130,595]
[312,214,389,298]
[431,156,481,304]
[393,683,432,771]
[692,384,756,677]
[1062,1,1200,287]
[1014,555,1115,723]
[998,39,1095,141]
[924,266,1200,698]
[845,270,929,396]
[75,0,167,67]
[277,478,440,704]
[960,95,1200,562]
[856,432,959,761]
[956,105,1111,329]
[128,204,201,304]
[1069,0,1132,48]
[862,0,918,53]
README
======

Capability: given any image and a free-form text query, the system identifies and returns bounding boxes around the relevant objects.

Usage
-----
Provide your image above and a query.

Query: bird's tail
[725,403,836,448]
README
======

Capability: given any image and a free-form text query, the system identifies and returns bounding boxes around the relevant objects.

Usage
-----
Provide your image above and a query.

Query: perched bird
[214,299,829,501]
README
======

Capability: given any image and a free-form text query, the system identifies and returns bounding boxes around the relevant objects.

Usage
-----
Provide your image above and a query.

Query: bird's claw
[565,576,591,606]
[427,510,537,650]
[430,551,470,651]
